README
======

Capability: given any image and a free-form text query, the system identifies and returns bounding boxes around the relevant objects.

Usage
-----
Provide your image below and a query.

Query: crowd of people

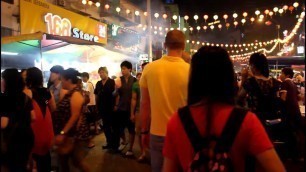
[1,29,305,172]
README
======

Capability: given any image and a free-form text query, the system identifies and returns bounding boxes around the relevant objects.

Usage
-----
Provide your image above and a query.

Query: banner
[20,0,107,44]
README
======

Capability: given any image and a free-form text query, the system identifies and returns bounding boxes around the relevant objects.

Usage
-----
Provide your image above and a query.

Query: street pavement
[82,132,151,172]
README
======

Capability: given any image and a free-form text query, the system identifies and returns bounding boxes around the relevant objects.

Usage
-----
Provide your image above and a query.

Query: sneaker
[125,151,134,156]
[118,143,127,151]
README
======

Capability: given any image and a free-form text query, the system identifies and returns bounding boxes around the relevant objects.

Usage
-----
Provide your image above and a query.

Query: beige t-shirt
[140,55,190,136]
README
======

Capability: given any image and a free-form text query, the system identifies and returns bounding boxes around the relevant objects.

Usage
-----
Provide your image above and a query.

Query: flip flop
[88,144,96,148]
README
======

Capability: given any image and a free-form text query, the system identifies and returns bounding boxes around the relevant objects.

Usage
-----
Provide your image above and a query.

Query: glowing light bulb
[223,14,228,22]
[104,4,110,10]
[255,10,260,16]
[184,15,189,21]
[173,15,178,20]
[163,14,167,19]
[241,18,246,24]
[204,15,209,22]
[213,15,218,20]
[135,11,140,16]
[82,0,86,5]
[88,1,93,6]
[293,2,299,8]
[194,15,199,21]
[154,13,159,18]
[95,2,100,7]
[233,13,238,19]
[273,7,279,13]
[116,7,121,13]
[210,25,214,30]
[243,12,248,18]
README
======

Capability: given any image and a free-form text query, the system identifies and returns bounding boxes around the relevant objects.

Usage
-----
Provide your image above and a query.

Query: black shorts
[117,110,135,134]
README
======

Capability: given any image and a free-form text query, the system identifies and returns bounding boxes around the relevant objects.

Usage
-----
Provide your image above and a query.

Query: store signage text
[44,13,99,42]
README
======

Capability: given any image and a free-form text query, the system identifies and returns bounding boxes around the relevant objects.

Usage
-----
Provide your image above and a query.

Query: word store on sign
[44,13,99,42]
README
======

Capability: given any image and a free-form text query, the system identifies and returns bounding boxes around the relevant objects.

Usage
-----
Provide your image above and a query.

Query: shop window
[1,27,13,37]
[1,0,14,4]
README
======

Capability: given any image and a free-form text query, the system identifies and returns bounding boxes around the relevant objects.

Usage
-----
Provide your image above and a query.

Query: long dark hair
[26,67,43,89]
[249,53,269,78]
[2,68,25,95]
[188,46,235,106]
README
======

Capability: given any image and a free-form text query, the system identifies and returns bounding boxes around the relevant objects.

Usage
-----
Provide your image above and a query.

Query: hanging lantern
[293,2,299,8]
[289,6,294,13]
[135,11,140,16]
[88,1,93,6]
[203,26,208,31]
[264,9,269,16]
[255,10,260,16]
[126,9,131,14]
[162,14,167,19]
[184,15,189,21]
[234,21,238,27]
[154,13,159,19]
[233,13,238,20]
[104,4,110,10]
[204,15,209,22]
[194,15,199,22]
[226,23,230,29]
[116,7,121,13]
[95,2,100,7]
[279,9,284,15]
[250,17,255,23]
[241,18,246,25]
[213,15,218,21]
[144,12,148,16]
[273,7,279,13]
[223,14,228,22]
[196,26,201,31]
[243,12,248,18]
[283,5,289,12]
[189,27,193,32]
[218,24,222,30]
[210,25,214,30]
[82,0,86,5]
[269,11,274,18]
[173,15,178,21]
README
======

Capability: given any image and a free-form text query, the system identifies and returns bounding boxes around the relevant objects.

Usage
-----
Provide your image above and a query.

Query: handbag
[55,137,75,155]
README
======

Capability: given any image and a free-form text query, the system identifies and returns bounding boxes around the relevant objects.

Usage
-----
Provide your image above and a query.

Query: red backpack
[178,106,254,172]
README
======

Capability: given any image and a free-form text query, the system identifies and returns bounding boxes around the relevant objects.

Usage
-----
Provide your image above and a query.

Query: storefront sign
[20,0,107,44]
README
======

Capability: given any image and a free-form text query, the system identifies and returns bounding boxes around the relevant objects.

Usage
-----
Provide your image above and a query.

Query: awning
[1,32,138,76]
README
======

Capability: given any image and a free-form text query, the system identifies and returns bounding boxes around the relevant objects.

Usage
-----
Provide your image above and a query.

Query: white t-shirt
[83,81,96,106]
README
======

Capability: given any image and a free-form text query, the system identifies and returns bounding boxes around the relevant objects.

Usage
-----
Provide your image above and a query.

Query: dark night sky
[128,0,305,44]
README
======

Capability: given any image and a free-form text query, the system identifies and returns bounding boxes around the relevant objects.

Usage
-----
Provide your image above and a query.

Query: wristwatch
[60,130,66,135]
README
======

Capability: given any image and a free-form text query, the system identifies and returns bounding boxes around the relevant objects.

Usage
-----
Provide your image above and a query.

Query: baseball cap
[50,65,64,74]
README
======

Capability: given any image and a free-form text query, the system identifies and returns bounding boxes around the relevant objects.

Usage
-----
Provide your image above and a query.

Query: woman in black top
[1,68,35,171]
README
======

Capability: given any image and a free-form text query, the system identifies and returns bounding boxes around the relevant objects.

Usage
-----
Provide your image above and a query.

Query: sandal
[137,155,147,163]
[87,143,95,148]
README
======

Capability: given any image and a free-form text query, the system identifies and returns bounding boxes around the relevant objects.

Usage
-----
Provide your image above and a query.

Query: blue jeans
[150,134,165,172]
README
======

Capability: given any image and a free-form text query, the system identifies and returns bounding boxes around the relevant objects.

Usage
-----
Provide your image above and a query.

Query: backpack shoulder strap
[216,107,248,152]
[178,106,207,152]
[215,107,248,152]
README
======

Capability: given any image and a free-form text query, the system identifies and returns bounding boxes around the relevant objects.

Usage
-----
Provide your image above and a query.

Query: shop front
[1,0,138,84]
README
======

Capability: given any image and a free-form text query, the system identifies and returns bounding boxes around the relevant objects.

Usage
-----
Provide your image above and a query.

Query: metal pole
[277,25,280,51]
[147,0,153,62]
